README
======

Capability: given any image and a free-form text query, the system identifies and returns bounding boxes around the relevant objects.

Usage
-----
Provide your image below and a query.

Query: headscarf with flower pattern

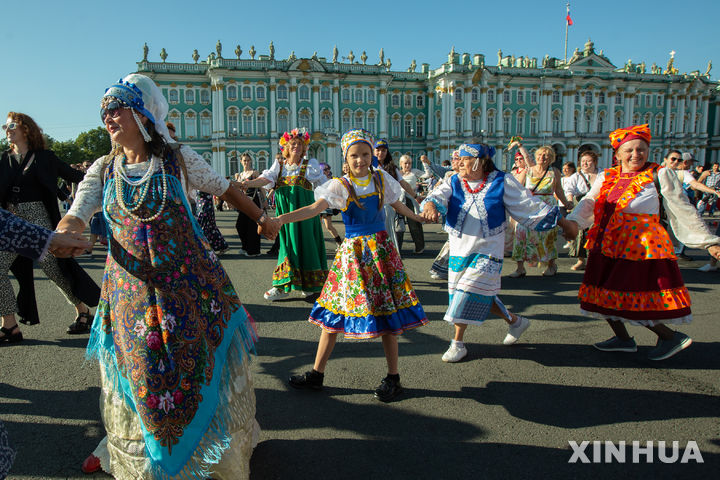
[609,124,652,150]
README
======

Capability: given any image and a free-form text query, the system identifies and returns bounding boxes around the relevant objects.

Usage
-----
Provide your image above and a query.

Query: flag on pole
[566,5,573,25]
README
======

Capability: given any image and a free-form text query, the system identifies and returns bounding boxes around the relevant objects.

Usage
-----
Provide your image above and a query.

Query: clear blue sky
[3,0,719,142]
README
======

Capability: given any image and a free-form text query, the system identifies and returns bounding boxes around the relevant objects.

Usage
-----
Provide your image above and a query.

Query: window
[472,88,480,102]
[242,111,253,134]
[227,109,238,134]
[367,112,377,133]
[455,88,463,102]
[584,111,591,132]
[168,89,179,104]
[552,90,560,103]
[615,112,623,129]
[200,90,210,104]
[256,86,266,101]
[657,95,664,107]
[367,89,376,103]
[671,96,676,108]
[416,95,424,108]
[405,116,413,137]
[517,90,525,104]
[598,92,606,104]
[354,111,364,129]
[574,111,579,131]
[299,111,311,130]
[184,112,196,137]
[597,112,605,133]
[645,94,651,107]
[277,111,288,133]
[644,112,652,125]
[298,85,310,101]
[391,115,401,138]
[391,94,400,108]
[529,115,538,136]
[487,90,496,103]
[435,112,441,136]
[354,88,363,103]
[472,113,481,134]
[487,112,495,134]
[404,93,412,108]
[229,156,239,175]
[585,91,593,104]
[242,86,252,101]
[342,111,351,132]
[185,89,195,104]
[342,88,351,103]
[320,86,331,101]
[552,111,561,134]
[256,111,266,135]
[654,114,663,134]
[615,93,622,104]
[530,91,538,104]
[632,112,640,125]
[516,111,525,135]
[634,95,639,107]
[503,90,510,103]
[169,112,181,137]
[257,154,268,171]
[227,85,237,101]
[277,85,288,100]
[502,112,510,133]
[321,111,331,130]
[415,116,424,137]
[200,116,211,137]
[575,92,580,103]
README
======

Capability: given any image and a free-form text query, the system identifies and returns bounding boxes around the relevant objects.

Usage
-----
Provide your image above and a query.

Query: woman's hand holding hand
[708,245,720,260]
[559,218,579,240]
[420,203,440,223]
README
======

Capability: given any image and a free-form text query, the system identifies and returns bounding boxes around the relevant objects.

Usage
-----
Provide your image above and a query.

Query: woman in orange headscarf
[563,124,720,361]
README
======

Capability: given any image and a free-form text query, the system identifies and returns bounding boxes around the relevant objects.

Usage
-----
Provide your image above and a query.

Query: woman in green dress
[241,129,329,300]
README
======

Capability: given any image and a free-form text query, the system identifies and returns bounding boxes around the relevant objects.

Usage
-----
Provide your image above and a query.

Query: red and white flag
[566,5,573,25]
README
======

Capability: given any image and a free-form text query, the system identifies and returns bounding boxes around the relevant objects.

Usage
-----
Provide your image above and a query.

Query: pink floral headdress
[279,128,310,151]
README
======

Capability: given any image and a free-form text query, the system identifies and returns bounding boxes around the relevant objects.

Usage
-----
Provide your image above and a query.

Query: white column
[698,147,706,164]
[591,90,600,133]
[688,95,698,134]
[379,82,388,137]
[211,77,227,176]
[601,145,613,170]
[289,77,297,129]
[607,89,616,131]
[495,85,504,136]
[539,90,548,134]
[664,94,673,133]
[332,80,340,132]
[700,96,710,134]
[578,94,586,133]
[312,79,320,131]
[676,95,686,133]
[545,91,553,135]
[480,87,488,132]
[623,94,633,125]
[463,87,472,137]
[427,90,435,138]
[269,78,277,136]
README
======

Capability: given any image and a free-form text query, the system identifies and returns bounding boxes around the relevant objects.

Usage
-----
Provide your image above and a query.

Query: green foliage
[51,140,82,164]
[76,127,111,160]
[0,137,7,151]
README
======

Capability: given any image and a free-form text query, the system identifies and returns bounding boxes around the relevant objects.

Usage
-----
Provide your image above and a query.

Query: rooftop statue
[235,45,242,59]
[160,48,168,63]
[192,49,200,63]
[348,50,355,63]
[410,59,417,72]
[361,51,368,64]
[216,40,222,58]
[249,45,256,60]
[497,49,502,67]
[332,45,338,63]
[142,43,149,62]
[269,41,275,60]
[379,48,385,66]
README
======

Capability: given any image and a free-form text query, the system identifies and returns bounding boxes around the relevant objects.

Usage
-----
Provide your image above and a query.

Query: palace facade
[137,40,720,176]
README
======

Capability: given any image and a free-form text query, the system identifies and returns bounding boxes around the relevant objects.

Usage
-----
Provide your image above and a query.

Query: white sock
[451,339,464,348]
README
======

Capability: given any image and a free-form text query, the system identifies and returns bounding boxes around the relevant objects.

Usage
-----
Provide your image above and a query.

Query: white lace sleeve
[659,167,720,248]
[259,159,281,188]
[66,157,105,224]
[567,171,606,230]
[305,158,326,187]
[314,178,350,210]
[181,146,229,196]
[381,170,404,206]
[503,174,554,228]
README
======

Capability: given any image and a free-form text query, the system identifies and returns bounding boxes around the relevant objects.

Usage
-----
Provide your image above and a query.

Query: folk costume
[511,166,559,264]
[568,125,720,325]
[195,190,229,253]
[68,74,258,479]
[259,129,328,294]
[309,129,427,338]
[423,144,560,326]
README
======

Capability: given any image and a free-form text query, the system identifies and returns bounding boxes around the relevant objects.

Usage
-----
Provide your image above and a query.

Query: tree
[51,140,82,164]
[0,137,7,151]
[76,127,111,160]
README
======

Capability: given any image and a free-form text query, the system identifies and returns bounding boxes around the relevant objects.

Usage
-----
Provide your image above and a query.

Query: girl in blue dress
[279,129,427,402]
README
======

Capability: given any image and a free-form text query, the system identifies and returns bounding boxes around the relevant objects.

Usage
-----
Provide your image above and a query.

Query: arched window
[597,112,605,134]
[200,115,211,138]
[529,113,538,136]
[552,110,561,134]
[404,93,412,108]
[367,89,376,103]
[242,109,253,134]
[502,111,511,133]
[367,111,377,134]
[551,90,560,103]
[185,89,195,104]
[256,86,266,101]
[530,91,538,104]
[342,110,351,132]
[415,115,424,137]
[354,111,364,129]
[585,91,593,104]
[405,114,413,137]
[227,85,237,101]
[471,87,480,102]
[598,92,606,104]
[472,111,481,134]
[487,90,496,103]
[354,89,363,103]
[277,85,288,100]
[391,94,400,108]
[584,110,592,132]
[321,110,332,130]
[435,112,441,136]
[517,90,525,104]
[227,108,238,134]
[229,156,239,176]
[298,85,310,101]
[320,86,331,101]
[168,89,179,104]
[615,111,623,130]
[242,86,252,101]
[168,110,181,138]
[455,110,464,134]
[277,110,289,133]
[200,89,210,104]
[256,110,266,135]
[502,90,510,103]
[487,110,496,135]
[184,111,196,138]
[415,94,424,108]
[341,88,351,103]
[516,111,525,135]
[454,88,463,102]
[257,152,268,171]
[299,110,311,130]
[391,114,401,138]
[654,114,663,135]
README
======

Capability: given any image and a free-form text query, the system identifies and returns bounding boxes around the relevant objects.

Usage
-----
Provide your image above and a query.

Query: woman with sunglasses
[56,74,280,479]
[0,113,99,340]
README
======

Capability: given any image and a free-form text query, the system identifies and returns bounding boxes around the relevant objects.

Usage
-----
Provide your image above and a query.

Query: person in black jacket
[0,112,99,340]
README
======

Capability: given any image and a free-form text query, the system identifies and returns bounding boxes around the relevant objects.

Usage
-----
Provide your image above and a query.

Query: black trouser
[397,197,425,252]
[235,193,262,255]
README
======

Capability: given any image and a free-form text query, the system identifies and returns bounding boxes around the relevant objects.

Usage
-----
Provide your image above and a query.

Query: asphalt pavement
[1,211,719,479]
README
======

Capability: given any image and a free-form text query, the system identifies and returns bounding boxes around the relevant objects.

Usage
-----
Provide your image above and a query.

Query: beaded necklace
[462,174,488,194]
[114,153,168,222]
[349,171,371,187]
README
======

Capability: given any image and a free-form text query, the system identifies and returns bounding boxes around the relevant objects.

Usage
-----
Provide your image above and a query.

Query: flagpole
[564,3,570,64]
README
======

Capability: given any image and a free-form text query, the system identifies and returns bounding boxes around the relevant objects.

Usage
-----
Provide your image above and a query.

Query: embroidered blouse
[259,158,325,189]
[313,169,403,211]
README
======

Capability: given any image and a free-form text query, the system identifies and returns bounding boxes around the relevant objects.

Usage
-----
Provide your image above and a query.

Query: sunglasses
[100,100,129,122]
[668,157,682,162]
[2,122,18,131]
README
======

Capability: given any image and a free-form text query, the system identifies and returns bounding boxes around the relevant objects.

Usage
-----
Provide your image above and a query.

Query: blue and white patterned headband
[104,80,156,125]
[458,143,495,159]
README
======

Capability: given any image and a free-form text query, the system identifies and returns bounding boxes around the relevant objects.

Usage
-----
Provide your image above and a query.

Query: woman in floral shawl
[56,74,279,479]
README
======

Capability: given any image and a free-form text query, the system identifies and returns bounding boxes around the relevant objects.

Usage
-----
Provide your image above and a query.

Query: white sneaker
[562,242,572,249]
[238,248,248,256]
[503,316,530,345]
[263,287,289,301]
[441,342,467,363]
[698,263,718,272]
[429,271,441,280]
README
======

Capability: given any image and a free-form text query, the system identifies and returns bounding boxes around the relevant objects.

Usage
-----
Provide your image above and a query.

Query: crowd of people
[2,71,720,479]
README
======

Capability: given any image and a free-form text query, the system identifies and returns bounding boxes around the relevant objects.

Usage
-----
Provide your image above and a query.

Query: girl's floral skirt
[309,230,427,339]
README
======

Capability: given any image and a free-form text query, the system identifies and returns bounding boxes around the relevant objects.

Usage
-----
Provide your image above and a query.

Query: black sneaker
[374,376,403,402]
[288,370,324,391]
